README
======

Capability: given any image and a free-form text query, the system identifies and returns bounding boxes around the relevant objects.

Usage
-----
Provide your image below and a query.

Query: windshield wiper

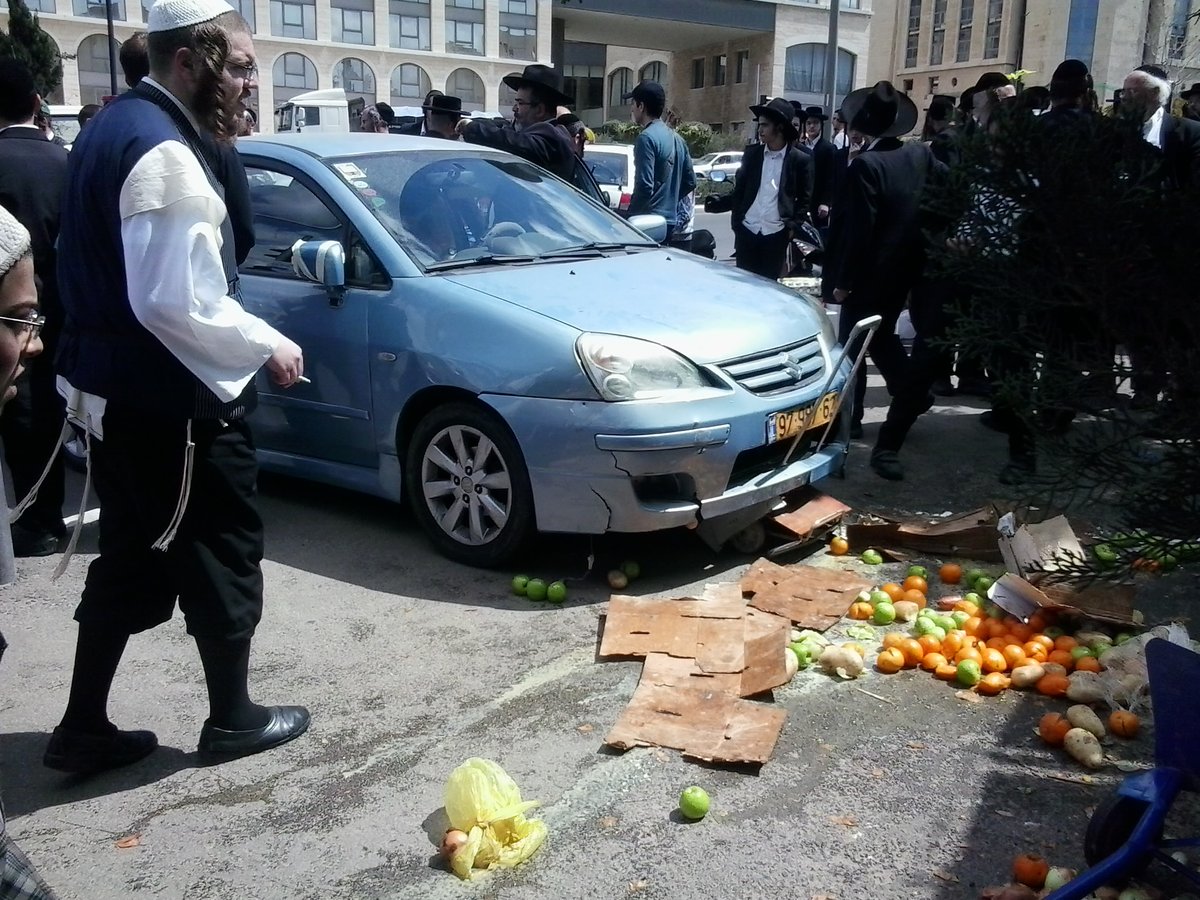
[537,241,659,258]
[424,254,538,272]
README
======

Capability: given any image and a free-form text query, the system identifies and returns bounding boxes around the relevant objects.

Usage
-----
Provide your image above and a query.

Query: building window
[905,0,921,68]
[712,54,727,87]
[735,49,749,83]
[75,0,124,18]
[902,78,914,91]
[640,61,666,84]
[77,34,121,105]
[928,75,940,94]
[957,0,974,62]
[272,52,318,105]
[332,0,375,45]
[391,62,430,102]
[446,0,484,55]
[564,63,603,110]
[25,0,53,10]
[500,0,536,59]
[784,43,856,96]
[929,0,947,65]
[333,58,375,109]
[271,0,316,39]
[984,0,1003,59]
[447,67,484,108]
[1168,0,1190,60]
[691,57,704,89]
[608,66,632,116]
[389,0,430,50]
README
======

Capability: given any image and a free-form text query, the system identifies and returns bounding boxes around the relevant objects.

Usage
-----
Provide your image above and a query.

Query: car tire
[405,402,535,568]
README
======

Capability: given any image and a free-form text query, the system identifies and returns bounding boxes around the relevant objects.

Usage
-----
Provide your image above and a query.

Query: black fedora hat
[502,64,572,108]
[802,105,828,121]
[1183,82,1200,99]
[841,80,918,137]
[423,94,465,118]
[749,97,799,141]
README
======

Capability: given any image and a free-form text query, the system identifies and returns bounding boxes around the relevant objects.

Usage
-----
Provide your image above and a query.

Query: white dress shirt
[1142,106,1165,149]
[60,78,282,435]
[742,146,786,236]
[831,131,848,150]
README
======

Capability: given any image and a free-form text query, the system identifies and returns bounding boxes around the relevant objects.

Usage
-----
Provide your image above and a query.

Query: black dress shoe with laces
[870,450,905,481]
[43,724,158,774]
[197,705,310,759]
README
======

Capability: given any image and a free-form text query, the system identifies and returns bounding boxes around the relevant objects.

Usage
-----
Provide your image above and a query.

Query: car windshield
[583,149,629,184]
[327,150,654,269]
[51,116,81,146]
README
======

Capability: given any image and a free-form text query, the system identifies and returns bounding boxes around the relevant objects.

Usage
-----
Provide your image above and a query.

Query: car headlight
[576,333,709,401]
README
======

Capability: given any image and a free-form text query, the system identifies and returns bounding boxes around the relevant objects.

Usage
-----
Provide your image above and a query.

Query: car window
[241,164,385,287]
[583,149,629,184]
[326,150,653,269]
[587,160,623,185]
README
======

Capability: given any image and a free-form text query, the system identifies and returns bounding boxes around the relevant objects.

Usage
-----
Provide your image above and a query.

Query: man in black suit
[827,82,944,445]
[705,97,813,280]
[798,105,836,227]
[1123,65,1200,190]
[1181,82,1200,122]
[396,89,443,136]
[0,59,69,556]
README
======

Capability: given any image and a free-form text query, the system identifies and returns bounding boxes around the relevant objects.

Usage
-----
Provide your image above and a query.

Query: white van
[47,105,83,147]
[274,88,364,134]
[583,143,635,212]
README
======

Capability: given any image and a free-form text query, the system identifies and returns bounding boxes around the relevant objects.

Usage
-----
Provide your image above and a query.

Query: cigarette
[296,375,311,384]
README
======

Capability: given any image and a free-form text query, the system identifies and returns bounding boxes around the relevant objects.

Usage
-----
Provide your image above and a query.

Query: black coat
[0,127,68,327]
[802,137,836,215]
[706,143,813,233]
[1159,114,1200,191]
[828,142,947,297]
[213,141,255,267]
[462,118,576,181]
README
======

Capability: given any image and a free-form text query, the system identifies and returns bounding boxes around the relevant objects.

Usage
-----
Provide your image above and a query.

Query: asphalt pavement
[2,332,1196,898]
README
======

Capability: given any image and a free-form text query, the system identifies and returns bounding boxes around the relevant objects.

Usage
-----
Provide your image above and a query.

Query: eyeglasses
[225,60,259,82]
[512,100,534,107]
[0,312,45,340]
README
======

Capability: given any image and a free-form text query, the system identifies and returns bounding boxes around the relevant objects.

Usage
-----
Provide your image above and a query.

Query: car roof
[239,132,509,159]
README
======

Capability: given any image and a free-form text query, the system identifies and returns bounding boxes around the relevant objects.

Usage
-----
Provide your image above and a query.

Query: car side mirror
[627,214,668,244]
[709,170,728,183]
[291,239,347,307]
[603,190,612,206]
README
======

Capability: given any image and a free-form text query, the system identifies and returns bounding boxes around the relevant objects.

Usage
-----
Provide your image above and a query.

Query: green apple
[679,786,711,820]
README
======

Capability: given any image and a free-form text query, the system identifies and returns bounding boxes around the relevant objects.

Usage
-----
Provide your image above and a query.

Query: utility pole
[823,0,840,137]
[104,0,118,96]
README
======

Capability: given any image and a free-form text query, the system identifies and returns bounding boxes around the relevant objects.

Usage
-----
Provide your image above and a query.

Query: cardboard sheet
[769,491,852,540]
[740,560,872,631]
[846,507,1003,561]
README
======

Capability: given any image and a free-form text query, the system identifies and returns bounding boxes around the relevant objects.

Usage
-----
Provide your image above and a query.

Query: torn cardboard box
[991,514,1137,626]
[741,560,872,631]
[846,507,1003,562]
[769,491,851,541]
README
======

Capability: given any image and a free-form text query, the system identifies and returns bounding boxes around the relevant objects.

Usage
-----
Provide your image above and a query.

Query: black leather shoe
[12,526,65,558]
[870,450,905,481]
[849,422,863,439]
[43,724,158,774]
[198,705,310,759]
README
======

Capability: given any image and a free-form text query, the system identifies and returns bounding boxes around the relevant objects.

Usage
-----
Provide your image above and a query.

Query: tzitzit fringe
[151,419,195,551]
[52,422,92,581]
[8,420,72,524]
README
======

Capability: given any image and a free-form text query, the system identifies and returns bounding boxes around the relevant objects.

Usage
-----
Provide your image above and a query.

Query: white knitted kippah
[147,0,235,33]
[0,205,31,282]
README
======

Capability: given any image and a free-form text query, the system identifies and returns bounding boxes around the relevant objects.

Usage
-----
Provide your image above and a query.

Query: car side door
[238,158,386,468]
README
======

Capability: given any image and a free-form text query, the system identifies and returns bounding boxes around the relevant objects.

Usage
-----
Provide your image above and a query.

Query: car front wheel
[405,402,535,567]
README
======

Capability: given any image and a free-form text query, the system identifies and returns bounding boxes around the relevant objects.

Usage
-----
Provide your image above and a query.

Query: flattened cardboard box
[993,514,1136,626]
[846,507,1004,562]
[741,559,872,631]
[769,491,852,540]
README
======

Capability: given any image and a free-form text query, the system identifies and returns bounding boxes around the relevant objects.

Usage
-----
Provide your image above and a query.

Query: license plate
[766,391,839,443]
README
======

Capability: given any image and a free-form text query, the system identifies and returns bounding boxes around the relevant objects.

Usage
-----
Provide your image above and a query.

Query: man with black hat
[705,97,813,279]
[826,81,945,449]
[456,64,576,180]
[798,105,835,226]
[971,71,1017,130]
[1042,59,1098,128]
[1182,83,1200,122]
[396,89,443,136]
[422,94,465,140]
[624,80,694,237]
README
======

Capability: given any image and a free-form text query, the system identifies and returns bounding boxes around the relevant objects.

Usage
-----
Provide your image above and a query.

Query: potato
[1009,663,1045,689]
[1066,670,1106,703]
[818,645,864,679]
[1066,704,1106,738]
[1041,662,1068,677]
[1063,727,1104,768]
[892,600,920,622]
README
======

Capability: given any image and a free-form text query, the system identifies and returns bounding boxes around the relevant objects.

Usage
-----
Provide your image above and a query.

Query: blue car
[236,133,854,566]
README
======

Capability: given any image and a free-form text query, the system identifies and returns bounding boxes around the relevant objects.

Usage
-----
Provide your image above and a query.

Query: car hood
[443,250,824,365]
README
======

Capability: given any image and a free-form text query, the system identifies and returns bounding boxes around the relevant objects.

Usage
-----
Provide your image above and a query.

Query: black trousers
[0,345,66,539]
[877,281,952,452]
[734,225,789,280]
[837,281,912,427]
[75,408,265,640]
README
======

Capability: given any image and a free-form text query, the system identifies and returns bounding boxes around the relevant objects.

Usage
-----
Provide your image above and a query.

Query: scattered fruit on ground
[897,638,924,668]
[621,560,641,580]
[1109,710,1140,738]
[916,634,942,655]
[881,583,905,602]
[1074,656,1103,673]
[607,569,629,590]
[546,581,567,603]
[678,786,710,820]
[965,569,986,588]
[921,651,948,671]
[872,603,896,625]
[892,599,920,622]
[1013,853,1050,889]
[901,588,927,608]
[902,575,928,594]
[939,563,963,584]
[511,575,530,596]
[525,578,548,602]
[849,601,873,620]
[934,662,959,681]
[974,575,995,594]
[1039,712,1072,746]
[860,549,883,565]
[876,647,905,674]
[1035,673,1070,697]
[977,672,1010,695]
[906,565,929,579]
[829,536,849,556]
[981,648,1008,673]
[869,589,893,606]
[956,658,982,686]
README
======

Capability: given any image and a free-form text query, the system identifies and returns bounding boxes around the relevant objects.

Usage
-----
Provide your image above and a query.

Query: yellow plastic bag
[443,758,548,880]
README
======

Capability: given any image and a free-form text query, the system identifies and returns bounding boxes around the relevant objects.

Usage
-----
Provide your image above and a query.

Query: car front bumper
[483,368,851,536]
